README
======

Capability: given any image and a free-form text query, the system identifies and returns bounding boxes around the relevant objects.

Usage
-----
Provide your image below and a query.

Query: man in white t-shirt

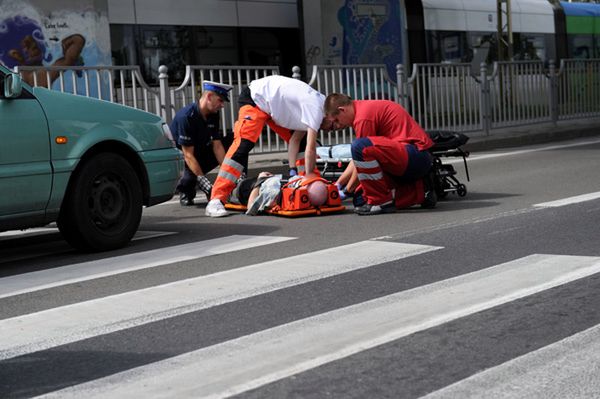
[206,75,333,217]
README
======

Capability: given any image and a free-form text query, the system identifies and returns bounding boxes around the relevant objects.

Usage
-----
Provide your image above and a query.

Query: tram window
[426,31,469,63]
[569,35,593,59]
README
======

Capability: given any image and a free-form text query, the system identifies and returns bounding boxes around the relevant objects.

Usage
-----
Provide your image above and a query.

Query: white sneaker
[205,199,229,217]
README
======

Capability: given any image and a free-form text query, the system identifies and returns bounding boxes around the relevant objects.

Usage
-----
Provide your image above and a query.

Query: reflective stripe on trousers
[351,136,430,206]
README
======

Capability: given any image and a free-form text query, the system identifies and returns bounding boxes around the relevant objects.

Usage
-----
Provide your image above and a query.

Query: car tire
[57,153,143,252]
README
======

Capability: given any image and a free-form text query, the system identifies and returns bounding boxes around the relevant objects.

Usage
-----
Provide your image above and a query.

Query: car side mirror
[3,73,23,99]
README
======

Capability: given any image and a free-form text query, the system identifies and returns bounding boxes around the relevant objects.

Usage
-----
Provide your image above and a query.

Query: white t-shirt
[249,75,325,132]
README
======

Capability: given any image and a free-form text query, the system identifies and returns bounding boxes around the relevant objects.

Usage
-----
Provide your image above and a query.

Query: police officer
[171,81,233,206]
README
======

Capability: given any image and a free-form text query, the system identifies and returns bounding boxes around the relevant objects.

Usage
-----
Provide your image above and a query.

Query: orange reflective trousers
[211,105,292,202]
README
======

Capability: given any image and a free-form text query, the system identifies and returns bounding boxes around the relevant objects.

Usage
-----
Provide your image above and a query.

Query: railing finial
[292,66,302,80]
[158,65,173,124]
[158,65,168,78]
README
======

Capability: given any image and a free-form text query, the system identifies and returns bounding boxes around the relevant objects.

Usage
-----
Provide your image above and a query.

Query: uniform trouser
[351,136,432,207]
[211,105,295,203]
[177,148,220,200]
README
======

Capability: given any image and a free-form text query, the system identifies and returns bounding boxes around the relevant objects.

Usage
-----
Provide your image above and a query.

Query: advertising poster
[319,0,404,82]
[0,0,111,98]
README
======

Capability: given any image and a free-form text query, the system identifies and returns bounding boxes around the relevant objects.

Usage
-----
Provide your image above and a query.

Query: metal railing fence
[487,61,551,129]
[398,63,482,133]
[14,65,162,115]
[556,59,600,120]
[166,65,281,153]
[13,59,600,152]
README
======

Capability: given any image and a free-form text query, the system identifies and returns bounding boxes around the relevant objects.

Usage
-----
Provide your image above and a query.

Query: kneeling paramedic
[324,94,435,215]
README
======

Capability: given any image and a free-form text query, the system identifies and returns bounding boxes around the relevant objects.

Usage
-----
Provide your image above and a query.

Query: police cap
[202,80,233,102]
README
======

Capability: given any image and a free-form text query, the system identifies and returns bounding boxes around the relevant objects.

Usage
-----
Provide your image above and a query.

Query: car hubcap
[89,174,128,229]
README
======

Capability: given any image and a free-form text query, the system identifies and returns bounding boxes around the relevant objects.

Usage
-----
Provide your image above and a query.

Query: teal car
[0,65,183,251]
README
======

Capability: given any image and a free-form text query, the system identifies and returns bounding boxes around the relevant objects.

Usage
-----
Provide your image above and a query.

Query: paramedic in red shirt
[324,93,435,215]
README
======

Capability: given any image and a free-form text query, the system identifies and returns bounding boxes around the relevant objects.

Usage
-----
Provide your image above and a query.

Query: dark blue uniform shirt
[170,102,222,157]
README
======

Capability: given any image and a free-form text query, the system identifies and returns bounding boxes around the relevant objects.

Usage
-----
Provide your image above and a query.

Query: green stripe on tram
[566,16,600,35]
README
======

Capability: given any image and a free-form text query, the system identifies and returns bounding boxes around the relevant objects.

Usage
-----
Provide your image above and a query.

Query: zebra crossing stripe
[0,241,440,361]
[534,191,600,208]
[0,226,58,238]
[421,323,600,398]
[37,254,600,399]
[0,235,295,299]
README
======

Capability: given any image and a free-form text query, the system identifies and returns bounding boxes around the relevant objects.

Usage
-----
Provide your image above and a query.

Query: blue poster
[337,0,404,82]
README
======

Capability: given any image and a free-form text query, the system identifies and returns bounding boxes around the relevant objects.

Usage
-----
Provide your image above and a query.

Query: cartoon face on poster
[0,0,111,98]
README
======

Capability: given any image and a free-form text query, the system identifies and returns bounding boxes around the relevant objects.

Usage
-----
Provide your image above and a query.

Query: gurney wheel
[457,184,467,197]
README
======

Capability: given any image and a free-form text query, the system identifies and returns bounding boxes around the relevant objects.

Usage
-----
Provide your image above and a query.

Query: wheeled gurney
[315,130,471,199]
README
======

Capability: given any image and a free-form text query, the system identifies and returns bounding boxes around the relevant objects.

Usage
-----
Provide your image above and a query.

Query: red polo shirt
[352,100,433,151]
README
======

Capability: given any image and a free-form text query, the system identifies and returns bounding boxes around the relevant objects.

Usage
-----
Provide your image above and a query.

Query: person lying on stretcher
[227,172,329,215]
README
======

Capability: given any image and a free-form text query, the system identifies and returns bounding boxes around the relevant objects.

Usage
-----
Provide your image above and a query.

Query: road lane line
[0,235,295,299]
[0,241,440,361]
[421,323,600,399]
[0,228,172,241]
[534,191,600,208]
[446,137,600,164]
[0,227,59,238]
[0,230,176,264]
[36,254,600,399]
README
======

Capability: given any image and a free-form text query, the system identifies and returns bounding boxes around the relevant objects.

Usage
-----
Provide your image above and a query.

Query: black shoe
[354,201,396,215]
[179,193,195,206]
[421,170,437,209]
[421,188,437,209]
[352,189,366,208]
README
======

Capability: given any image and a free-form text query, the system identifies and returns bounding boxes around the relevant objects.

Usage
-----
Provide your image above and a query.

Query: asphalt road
[1,136,600,398]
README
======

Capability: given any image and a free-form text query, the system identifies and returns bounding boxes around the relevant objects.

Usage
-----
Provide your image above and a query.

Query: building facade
[0,0,302,83]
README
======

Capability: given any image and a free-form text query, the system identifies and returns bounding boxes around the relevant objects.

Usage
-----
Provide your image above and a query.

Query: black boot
[421,171,437,209]
[179,192,195,206]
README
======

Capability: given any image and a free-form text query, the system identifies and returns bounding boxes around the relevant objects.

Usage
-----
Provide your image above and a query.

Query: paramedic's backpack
[427,130,469,152]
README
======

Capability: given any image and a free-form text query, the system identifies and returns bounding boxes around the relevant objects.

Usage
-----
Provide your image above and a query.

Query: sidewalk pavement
[245,117,600,173]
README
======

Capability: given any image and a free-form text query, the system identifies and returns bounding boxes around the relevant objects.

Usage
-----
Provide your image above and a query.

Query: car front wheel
[58,153,143,251]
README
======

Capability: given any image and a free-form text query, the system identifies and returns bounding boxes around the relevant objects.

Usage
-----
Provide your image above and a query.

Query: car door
[0,70,52,217]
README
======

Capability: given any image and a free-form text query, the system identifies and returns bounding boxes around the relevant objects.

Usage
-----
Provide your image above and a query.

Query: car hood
[32,87,171,152]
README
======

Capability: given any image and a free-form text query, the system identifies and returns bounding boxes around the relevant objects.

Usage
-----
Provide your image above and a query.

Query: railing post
[292,65,302,80]
[396,63,405,107]
[158,65,173,124]
[548,60,558,126]
[479,62,491,135]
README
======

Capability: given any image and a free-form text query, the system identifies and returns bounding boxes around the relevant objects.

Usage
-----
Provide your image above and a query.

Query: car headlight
[161,123,175,146]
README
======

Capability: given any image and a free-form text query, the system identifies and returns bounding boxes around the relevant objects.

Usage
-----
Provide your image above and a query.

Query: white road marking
[0,235,295,299]
[131,230,177,241]
[444,137,600,164]
[421,323,600,399]
[534,191,600,208]
[37,254,600,399]
[0,226,58,238]
[0,241,439,361]
[0,228,173,240]
[0,231,177,264]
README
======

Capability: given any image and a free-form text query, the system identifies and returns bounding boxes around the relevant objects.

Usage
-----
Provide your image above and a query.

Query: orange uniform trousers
[211,105,293,203]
